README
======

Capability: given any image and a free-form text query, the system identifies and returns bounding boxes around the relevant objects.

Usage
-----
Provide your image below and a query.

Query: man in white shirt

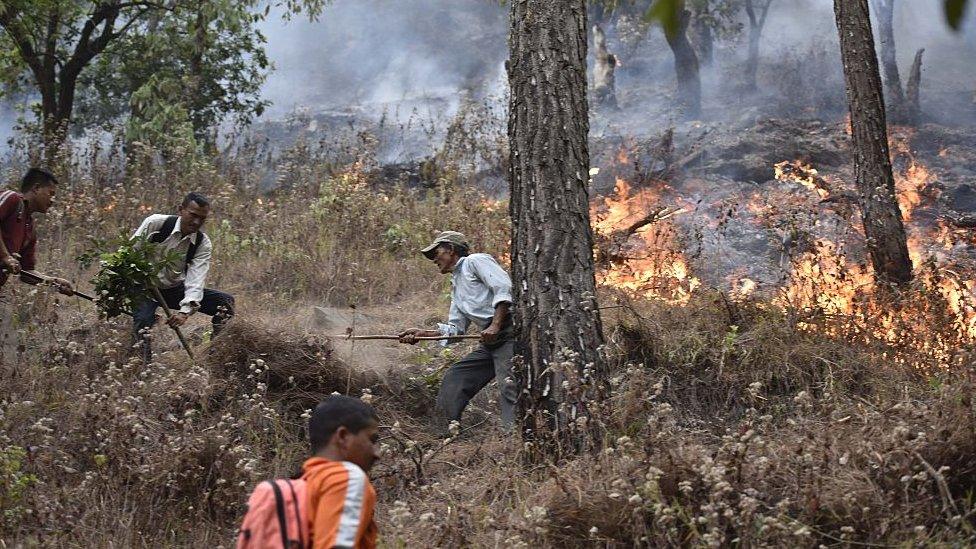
[398,231,518,428]
[131,192,234,358]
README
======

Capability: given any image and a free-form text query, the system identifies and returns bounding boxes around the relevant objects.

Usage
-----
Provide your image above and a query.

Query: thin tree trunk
[905,48,924,125]
[188,0,210,144]
[691,5,713,67]
[744,26,761,91]
[508,0,607,458]
[833,0,913,285]
[743,0,773,93]
[870,0,907,123]
[592,25,618,108]
[665,8,702,119]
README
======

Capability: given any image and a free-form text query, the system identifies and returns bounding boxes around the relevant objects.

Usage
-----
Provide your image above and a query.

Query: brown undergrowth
[0,131,974,547]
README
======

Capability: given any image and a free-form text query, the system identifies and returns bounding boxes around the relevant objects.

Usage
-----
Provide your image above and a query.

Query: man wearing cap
[398,231,518,428]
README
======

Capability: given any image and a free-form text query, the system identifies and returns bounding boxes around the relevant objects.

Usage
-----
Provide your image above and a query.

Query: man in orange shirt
[303,395,381,549]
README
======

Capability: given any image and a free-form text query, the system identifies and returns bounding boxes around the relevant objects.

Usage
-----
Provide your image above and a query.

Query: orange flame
[591,177,699,304]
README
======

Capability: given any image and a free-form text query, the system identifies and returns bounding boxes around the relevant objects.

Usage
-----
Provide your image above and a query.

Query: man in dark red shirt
[0,168,73,294]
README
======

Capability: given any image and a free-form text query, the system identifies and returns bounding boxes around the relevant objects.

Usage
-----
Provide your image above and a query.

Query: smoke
[257,0,508,118]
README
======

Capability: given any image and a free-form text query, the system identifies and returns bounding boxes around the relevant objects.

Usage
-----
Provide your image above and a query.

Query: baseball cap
[421,231,469,259]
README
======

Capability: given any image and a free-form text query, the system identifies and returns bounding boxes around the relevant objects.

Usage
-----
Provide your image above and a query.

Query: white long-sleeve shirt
[437,253,513,339]
[133,214,213,314]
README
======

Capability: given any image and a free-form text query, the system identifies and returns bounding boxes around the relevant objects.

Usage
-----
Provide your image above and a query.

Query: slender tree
[870,0,927,125]
[904,47,924,124]
[833,0,913,285]
[662,4,702,119]
[743,0,773,92]
[689,0,714,66]
[508,0,607,457]
[870,0,906,120]
[592,24,618,108]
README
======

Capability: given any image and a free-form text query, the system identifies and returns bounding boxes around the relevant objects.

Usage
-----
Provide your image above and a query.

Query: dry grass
[0,129,974,547]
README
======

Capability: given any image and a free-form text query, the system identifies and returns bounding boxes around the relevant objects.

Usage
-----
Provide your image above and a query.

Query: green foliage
[76,1,273,150]
[643,0,685,38]
[944,0,969,30]
[78,233,181,319]
[125,75,199,154]
[0,446,36,533]
[0,0,330,147]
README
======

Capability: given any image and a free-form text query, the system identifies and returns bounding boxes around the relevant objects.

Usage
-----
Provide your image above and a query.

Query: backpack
[0,190,24,222]
[237,479,309,549]
[149,215,202,267]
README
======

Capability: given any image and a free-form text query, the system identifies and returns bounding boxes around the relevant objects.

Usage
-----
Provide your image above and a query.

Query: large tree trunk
[665,8,702,120]
[870,0,907,123]
[833,0,913,285]
[508,0,607,458]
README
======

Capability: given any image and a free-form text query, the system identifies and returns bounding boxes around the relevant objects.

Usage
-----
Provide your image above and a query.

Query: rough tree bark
[833,0,913,285]
[870,0,908,123]
[592,25,618,108]
[664,7,702,119]
[743,0,774,93]
[508,0,607,457]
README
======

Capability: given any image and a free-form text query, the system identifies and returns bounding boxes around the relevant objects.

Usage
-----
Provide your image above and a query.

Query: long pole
[18,270,97,301]
[331,334,482,341]
[149,285,194,360]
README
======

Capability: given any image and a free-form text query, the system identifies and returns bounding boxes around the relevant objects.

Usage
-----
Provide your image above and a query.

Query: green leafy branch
[78,233,182,319]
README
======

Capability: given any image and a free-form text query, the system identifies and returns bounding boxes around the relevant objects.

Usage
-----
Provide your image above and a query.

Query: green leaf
[944,0,968,30]
[644,0,684,38]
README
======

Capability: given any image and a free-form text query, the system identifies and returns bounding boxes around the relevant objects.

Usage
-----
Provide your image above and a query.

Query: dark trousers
[132,284,234,358]
[436,338,517,427]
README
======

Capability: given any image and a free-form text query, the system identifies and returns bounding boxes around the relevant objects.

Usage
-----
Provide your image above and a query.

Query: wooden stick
[331,334,482,341]
[150,285,194,359]
[19,270,97,301]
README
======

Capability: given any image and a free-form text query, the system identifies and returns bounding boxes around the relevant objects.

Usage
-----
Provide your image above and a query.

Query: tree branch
[0,5,45,78]
[744,0,758,27]
[758,0,774,28]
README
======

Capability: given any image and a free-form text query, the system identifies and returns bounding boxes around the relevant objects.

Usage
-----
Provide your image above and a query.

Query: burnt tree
[904,47,924,125]
[664,5,702,119]
[834,0,913,285]
[743,0,774,92]
[593,25,618,108]
[508,0,607,457]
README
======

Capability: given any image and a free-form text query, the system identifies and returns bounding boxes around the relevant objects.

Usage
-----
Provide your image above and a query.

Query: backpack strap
[0,190,24,222]
[284,479,306,549]
[149,215,178,244]
[267,480,291,549]
[149,215,203,267]
[185,232,202,266]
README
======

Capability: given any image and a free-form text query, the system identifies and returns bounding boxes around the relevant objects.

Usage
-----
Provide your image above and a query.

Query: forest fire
[592,132,976,370]
[591,177,698,303]
[889,128,936,221]
[774,160,830,197]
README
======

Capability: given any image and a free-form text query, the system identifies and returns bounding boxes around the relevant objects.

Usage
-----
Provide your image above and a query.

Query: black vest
[149,215,202,268]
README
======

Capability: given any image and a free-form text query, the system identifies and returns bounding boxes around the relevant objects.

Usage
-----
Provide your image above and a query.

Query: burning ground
[589,117,976,371]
